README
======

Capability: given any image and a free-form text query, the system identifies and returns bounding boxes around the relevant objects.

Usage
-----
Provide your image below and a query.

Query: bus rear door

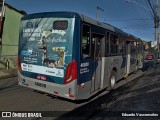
[91,33,104,93]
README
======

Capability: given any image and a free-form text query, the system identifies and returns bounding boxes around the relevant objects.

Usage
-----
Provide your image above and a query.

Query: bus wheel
[109,70,116,90]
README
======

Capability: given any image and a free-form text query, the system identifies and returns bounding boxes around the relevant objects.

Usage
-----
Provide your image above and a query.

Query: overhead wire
[106,18,153,21]
[147,0,156,16]
[120,27,154,29]
[135,0,154,18]
[129,1,153,29]
[145,0,154,18]
[121,22,153,28]
[151,0,155,9]
[145,0,151,10]
[115,0,154,31]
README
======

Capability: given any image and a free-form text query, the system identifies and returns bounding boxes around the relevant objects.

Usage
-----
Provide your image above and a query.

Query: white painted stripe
[21,63,64,78]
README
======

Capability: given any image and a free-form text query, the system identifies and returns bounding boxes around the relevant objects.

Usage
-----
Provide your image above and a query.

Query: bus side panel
[101,57,110,89]
[71,17,92,100]
[103,55,126,88]
[119,55,127,78]
[130,54,138,73]
[77,59,93,99]
[111,56,125,79]
[137,51,144,68]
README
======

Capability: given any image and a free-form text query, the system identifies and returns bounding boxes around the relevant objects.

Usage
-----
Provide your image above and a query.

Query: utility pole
[1,0,5,20]
[154,0,159,64]
[155,0,159,49]
[0,0,4,46]
[96,6,104,21]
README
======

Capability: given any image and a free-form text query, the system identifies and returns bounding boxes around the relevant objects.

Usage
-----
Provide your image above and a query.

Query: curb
[0,74,17,80]
[0,69,18,80]
[115,70,145,89]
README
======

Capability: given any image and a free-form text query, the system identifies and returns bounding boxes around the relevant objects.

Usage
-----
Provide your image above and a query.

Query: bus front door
[91,34,103,93]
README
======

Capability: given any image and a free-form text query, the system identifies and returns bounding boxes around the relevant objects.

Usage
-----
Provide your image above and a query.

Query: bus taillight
[18,56,22,73]
[64,60,77,84]
[146,55,153,60]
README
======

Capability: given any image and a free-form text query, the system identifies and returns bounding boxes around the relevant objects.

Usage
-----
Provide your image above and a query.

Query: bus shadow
[53,83,132,119]
[45,69,142,104]
[39,67,147,105]
[0,83,16,90]
[47,64,149,104]
[0,78,19,94]
[55,76,160,119]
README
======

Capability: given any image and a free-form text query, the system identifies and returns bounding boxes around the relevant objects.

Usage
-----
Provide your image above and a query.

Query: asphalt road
[61,63,160,120]
[0,77,79,112]
[1,63,159,120]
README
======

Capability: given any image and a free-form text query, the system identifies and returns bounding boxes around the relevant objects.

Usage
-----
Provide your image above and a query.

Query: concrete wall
[0,5,24,69]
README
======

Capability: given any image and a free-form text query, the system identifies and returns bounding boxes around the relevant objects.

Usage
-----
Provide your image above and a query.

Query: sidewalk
[0,68,18,80]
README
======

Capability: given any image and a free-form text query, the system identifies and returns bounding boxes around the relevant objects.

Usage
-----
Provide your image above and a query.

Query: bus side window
[110,34,118,55]
[119,36,125,54]
[91,33,103,60]
[131,41,137,54]
[106,32,109,56]
[137,41,142,52]
[81,25,90,59]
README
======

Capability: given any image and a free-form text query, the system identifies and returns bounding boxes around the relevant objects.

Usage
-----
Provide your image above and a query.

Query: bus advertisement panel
[18,17,75,84]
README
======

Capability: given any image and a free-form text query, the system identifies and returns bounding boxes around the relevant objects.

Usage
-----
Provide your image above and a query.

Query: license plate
[35,82,46,88]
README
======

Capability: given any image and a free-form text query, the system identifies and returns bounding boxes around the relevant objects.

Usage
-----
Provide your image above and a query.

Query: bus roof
[21,11,142,41]
[79,14,141,41]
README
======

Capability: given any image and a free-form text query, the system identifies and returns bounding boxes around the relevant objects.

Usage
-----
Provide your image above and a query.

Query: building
[0,1,26,69]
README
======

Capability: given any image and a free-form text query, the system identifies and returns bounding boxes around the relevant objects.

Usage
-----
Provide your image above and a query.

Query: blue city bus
[18,12,144,100]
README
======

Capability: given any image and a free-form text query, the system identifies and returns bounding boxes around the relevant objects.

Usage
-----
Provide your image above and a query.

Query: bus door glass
[79,25,92,86]
[91,33,103,92]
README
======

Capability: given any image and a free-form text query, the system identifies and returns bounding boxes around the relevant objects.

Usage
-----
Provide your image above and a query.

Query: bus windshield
[19,17,75,84]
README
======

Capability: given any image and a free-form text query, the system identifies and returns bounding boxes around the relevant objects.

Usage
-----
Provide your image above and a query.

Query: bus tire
[109,70,117,90]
